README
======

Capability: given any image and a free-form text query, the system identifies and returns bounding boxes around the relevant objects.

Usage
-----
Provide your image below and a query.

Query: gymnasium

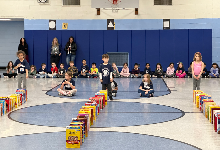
[0,0,220,149]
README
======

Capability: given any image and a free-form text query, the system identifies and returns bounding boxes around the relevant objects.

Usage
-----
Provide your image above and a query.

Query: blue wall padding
[146,30,160,71]
[132,30,146,71]
[24,30,34,65]
[103,30,118,54]
[89,30,104,68]
[24,29,212,72]
[75,30,90,69]
[189,29,212,69]
[118,30,132,69]
[33,31,48,70]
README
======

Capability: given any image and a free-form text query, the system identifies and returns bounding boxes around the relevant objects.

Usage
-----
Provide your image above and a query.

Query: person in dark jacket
[18,38,29,62]
[131,63,141,78]
[65,36,77,66]
[154,63,164,78]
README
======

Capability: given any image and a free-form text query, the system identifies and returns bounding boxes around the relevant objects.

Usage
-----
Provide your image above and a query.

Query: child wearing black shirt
[57,63,66,78]
[36,63,48,78]
[57,71,77,96]
[154,63,163,78]
[111,74,118,97]
[99,54,113,100]
[14,50,30,89]
[138,74,154,97]
[143,63,152,76]
[78,59,90,78]
[202,63,208,78]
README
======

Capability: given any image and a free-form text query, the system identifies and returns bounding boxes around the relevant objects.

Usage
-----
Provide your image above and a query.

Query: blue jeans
[209,73,219,78]
[138,89,154,97]
[66,54,76,65]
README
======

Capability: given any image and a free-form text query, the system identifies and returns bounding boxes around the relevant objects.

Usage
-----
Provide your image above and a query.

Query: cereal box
[0,97,12,113]
[77,114,90,131]
[10,94,19,108]
[70,121,85,143]
[193,90,203,103]
[66,125,82,148]
[199,95,211,110]
[82,106,96,121]
[201,99,213,112]
[0,100,6,115]
[16,89,27,102]
[205,103,216,118]
[0,103,3,116]
[85,102,98,117]
[209,106,220,123]
[196,93,204,107]
[78,113,90,129]
[79,109,93,125]
[214,111,220,132]
[75,117,89,137]
[203,102,216,116]
[95,94,105,109]
[211,109,220,124]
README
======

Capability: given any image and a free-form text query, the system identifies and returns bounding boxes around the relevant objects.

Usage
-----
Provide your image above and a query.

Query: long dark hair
[67,36,75,45]
[19,38,27,45]
[156,63,162,70]
[7,61,14,71]
[212,63,219,68]
[177,62,184,70]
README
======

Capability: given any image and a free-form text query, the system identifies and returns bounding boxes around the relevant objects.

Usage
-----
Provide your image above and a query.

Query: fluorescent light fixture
[0,19,11,21]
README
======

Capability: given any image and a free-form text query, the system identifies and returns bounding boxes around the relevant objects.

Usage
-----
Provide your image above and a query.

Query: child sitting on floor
[120,62,130,77]
[90,62,99,78]
[131,63,141,78]
[57,71,77,96]
[209,63,219,78]
[78,59,90,78]
[202,63,208,78]
[112,62,120,78]
[154,63,163,78]
[176,62,186,78]
[57,63,66,78]
[28,65,37,78]
[143,63,152,76]
[68,61,78,78]
[165,62,175,78]
[138,74,154,97]
[188,62,192,78]
[111,74,118,97]
[3,61,17,78]
[36,63,48,78]
[48,62,58,78]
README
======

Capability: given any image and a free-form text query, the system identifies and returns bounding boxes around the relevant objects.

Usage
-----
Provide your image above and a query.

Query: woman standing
[50,37,61,66]
[18,38,29,62]
[65,36,77,65]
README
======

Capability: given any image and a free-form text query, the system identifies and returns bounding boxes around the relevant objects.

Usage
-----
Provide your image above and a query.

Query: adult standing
[65,36,77,66]
[18,38,29,62]
[50,37,61,66]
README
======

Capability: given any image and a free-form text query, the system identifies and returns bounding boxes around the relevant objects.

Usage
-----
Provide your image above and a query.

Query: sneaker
[58,93,64,96]
[140,93,142,97]
[109,96,113,100]
[67,93,73,97]
[112,93,116,97]
[151,93,154,97]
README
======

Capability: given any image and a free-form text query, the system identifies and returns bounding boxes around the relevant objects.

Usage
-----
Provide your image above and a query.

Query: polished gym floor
[0,76,220,150]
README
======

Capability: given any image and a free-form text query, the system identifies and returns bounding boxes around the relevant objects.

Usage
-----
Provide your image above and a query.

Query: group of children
[4,50,214,99]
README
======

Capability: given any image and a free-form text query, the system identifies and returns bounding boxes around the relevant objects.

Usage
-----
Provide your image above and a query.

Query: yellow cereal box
[193,90,203,104]
[205,103,216,118]
[70,122,85,143]
[82,106,96,122]
[100,90,108,106]
[209,106,220,123]
[66,126,82,148]
[79,109,93,125]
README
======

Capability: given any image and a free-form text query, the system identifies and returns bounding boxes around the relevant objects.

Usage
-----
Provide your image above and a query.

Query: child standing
[37,63,48,78]
[192,52,204,90]
[202,63,208,78]
[143,63,152,76]
[14,50,29,89]
[57,63,66,78]
[120,62,130,77]
[209,63,219,78]
[138,74,154,97]
[48,62,58,78]
[111,74,118,97]
[176,62,186,78]
[99,54,113,100]
[28,65,37,78]
[3,61,17,78]
[131,63,141,78]
[90,62,99,78]
[112,62,120,78]
[154,63,163,78]
[68,61,78,78]
[78,59,90,78]
[57,71,77,96]
[165,62,175,78]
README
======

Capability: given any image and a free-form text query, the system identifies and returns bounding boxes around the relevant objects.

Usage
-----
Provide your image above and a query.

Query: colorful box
[79,109,93,125]
[205,103,216,118]
[214,112,220,132]
[85,102,98,117]
[201,99,214,112]
[0,97,12,113]
[78,113,91,129]
[70,121,85,143]
[203,102,216,116]
[66,126,82,148]
[99,90,108,106]
[95,94,105,109]
[82,106,96,121]
[199,95,211,111]
[193,90,203,103]
[75,117,89,137]
[209,106,220,123]
[0,103,3,116]
[10,94,19,108]
[0,100,6,115]
[212,110,220,125]
[77,114,90,131]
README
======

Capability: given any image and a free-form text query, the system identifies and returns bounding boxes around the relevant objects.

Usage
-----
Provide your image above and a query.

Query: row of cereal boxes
[0,89,27,116]
[66,90,108,148]
[193,90,220,133]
